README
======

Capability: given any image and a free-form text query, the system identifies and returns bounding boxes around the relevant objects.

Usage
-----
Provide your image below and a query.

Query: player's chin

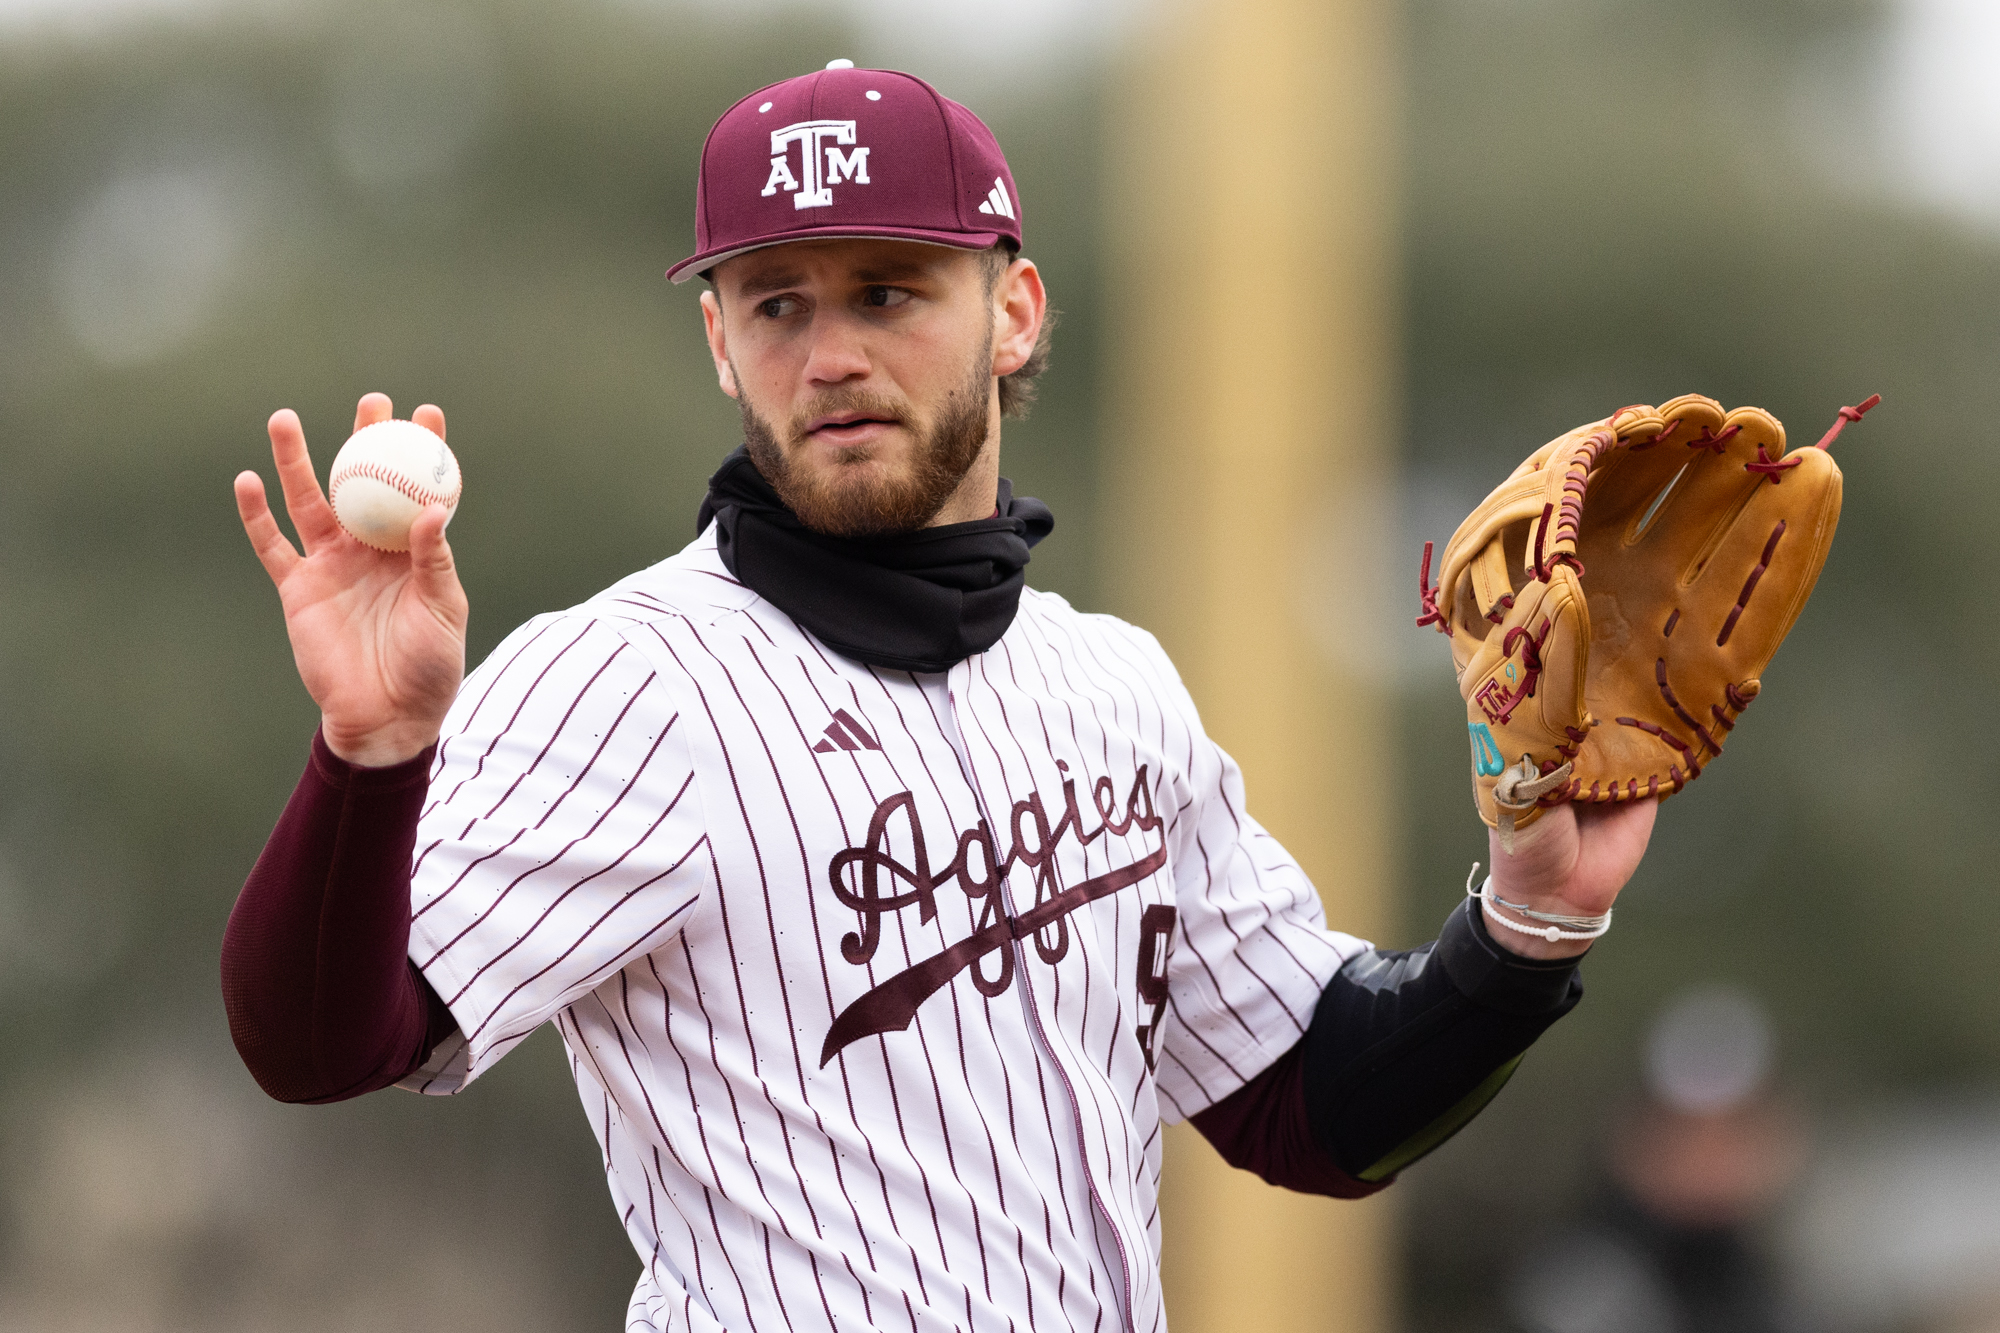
[790,464,938,538]
[792,431,917,486]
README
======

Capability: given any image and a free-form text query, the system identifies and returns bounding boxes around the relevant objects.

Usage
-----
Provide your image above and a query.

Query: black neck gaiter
[695,446,1055,673]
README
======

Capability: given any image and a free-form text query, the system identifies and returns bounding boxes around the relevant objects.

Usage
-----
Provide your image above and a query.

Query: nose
[800,310,872,388]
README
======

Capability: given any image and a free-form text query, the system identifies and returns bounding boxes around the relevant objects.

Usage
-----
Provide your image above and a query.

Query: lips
[806,412,902,445]
[809,410,894,431]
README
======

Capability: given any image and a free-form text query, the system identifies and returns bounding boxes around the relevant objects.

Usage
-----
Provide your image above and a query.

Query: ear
[700,289,740,399]
[991,258,1046,378]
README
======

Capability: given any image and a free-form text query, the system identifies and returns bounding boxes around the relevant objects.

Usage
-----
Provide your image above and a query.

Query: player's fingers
[353,392,394,435]
[234,470,302,583]
[268,409,346,551]
[408,507,468,626]
[412,402,446,441]
[1569,797,1657,910]
[1586,793,1659,853]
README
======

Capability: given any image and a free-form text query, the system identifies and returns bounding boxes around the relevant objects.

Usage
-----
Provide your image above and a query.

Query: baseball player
[224,63,1655,1333]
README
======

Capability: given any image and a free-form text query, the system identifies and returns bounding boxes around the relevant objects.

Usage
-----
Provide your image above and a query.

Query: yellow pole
[1101,0,1400,1329]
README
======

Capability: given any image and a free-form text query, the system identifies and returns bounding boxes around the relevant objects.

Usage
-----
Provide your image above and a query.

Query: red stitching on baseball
[330,458,461,511]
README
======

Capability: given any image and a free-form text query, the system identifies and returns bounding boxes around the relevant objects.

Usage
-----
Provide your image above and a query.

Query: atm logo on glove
[1474,678,1516,725]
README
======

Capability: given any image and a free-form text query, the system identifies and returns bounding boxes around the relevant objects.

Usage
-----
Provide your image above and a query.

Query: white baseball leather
[327,419,462,552]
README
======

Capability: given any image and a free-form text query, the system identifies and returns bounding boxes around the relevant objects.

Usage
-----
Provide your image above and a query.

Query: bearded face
[734,324,994,539]
[700,238,1048,539]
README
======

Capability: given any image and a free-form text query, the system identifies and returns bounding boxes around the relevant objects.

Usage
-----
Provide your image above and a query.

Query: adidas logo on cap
[977,177,1014,219]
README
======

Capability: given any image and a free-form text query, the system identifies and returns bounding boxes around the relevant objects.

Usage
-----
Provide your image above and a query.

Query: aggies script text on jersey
[396,526,1364,1333]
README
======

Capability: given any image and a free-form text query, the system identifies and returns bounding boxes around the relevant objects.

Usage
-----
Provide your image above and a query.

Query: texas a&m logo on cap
[761,119,872,210]
[667,62,1024,283]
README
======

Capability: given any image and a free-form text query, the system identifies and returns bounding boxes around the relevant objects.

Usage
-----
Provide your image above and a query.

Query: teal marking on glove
[1470,723,1504,776]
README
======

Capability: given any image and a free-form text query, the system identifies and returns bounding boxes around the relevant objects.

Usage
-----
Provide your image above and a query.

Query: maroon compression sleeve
[221,730,456,1104]
[1188,1041,1385,1199]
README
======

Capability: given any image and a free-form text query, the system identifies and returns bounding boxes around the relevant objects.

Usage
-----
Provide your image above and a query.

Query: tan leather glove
[1420,393,1877,848]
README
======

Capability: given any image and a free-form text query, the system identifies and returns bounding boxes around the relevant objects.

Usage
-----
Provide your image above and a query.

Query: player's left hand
[1484,798,1657,960]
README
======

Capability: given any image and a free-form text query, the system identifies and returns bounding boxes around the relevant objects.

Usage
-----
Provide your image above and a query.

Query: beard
[737,336,994,539]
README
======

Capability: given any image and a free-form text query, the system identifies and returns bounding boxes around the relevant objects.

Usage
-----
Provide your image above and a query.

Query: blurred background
[3,0,1998,1329]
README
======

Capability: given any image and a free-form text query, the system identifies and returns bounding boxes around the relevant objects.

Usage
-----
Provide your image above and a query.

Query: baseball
[327,418,462,553]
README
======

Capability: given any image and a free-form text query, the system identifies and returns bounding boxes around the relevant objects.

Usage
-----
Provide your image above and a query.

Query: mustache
[788,389,910,440]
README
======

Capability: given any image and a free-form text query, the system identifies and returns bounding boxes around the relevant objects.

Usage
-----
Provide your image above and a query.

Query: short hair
[980,243,1056,420]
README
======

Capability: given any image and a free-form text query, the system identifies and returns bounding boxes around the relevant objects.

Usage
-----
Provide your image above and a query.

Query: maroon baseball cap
[667,61,1023,284]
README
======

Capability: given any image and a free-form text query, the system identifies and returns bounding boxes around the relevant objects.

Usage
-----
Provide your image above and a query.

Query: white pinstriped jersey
[401,525,1365,1333]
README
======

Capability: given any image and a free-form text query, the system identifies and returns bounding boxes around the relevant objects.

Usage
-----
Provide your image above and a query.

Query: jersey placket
[942,656,1142,1333]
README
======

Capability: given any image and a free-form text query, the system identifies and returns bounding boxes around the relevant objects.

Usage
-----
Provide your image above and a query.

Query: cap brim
[666,225,1006,284]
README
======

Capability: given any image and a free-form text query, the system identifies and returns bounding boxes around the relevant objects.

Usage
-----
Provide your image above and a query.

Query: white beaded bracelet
[1464,862,1611,943]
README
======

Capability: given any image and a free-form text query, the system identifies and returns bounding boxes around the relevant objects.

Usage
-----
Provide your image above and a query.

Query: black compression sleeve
[1300,898,1583,1182]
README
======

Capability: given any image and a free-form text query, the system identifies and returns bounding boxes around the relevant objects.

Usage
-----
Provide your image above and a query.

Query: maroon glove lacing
[1485,618,1551,725]
[1416,540,1451,635]
[1748,393,1880,482]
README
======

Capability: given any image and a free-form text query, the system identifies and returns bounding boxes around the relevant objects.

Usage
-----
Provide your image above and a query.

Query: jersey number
[1134,904,1177,1070]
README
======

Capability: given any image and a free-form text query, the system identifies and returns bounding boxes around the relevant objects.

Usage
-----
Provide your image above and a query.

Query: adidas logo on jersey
[812,709,882,754]
[976,176,1014,219]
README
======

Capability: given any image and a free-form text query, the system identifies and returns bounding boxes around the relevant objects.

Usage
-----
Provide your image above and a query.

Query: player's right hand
[235,393,469,768]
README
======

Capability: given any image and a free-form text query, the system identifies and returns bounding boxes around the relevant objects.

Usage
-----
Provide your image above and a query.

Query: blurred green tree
[1392,0,2000,1326]
[0,6,1103,1326]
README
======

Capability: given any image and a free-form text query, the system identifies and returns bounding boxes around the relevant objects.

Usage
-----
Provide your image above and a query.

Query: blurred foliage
[1392,0,2000,1327]
[0,4,1102,1327]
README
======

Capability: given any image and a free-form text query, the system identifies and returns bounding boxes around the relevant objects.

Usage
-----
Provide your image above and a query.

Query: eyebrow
[850,260,935,283]
[730,258,940,300]
[733,269,810,299]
